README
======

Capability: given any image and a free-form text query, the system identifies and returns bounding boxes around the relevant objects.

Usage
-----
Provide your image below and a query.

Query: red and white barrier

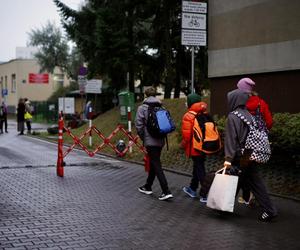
[56,115,148,177]
[56,112,64,177]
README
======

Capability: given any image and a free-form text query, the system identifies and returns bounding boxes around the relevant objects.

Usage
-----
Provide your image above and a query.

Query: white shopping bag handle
[215,167,226,175]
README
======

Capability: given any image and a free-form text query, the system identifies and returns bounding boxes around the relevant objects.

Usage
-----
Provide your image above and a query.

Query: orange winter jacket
[181,102,207,157]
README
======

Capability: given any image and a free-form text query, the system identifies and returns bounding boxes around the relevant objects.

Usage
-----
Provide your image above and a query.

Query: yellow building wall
[0,59,70,112]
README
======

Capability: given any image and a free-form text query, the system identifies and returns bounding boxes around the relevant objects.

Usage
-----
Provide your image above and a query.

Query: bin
[118,91,135,125]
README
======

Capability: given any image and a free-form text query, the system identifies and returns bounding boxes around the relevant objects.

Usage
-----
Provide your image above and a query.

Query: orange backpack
[191,112,221,154]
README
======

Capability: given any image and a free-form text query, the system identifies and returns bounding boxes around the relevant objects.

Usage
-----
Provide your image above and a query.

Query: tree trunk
[163,0,172,99]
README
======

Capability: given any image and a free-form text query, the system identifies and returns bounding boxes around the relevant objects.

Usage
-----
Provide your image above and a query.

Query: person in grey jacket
[135,87,173,201]
[224,89,277,222]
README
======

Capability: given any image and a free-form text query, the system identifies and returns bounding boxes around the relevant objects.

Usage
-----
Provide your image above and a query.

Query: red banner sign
[28,73,49,84]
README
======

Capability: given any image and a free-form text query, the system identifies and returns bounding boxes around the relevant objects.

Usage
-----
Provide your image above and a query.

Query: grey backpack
[232,110,271,164]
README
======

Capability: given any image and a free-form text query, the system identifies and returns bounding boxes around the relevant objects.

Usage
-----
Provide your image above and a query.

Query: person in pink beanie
[237,78,256,93]
[237,77,273,130]
[236,77,273,206]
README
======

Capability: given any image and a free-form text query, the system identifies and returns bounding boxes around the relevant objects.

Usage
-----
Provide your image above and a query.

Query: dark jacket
[135,96,165,147]
[17,102,25,122]
[224,89,253,163]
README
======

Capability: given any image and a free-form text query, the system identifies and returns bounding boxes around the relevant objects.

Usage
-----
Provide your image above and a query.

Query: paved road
[0,121,107,168]
[0,122,300,249]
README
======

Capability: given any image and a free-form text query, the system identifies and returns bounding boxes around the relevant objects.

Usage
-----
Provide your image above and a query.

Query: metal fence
[31,101,58,124]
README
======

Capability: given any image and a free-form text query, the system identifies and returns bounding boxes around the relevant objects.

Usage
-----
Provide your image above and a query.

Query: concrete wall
[208,0,300,115]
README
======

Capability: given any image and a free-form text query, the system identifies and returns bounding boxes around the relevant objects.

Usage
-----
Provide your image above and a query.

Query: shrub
[270,113,300,153]
[214,113,300,166]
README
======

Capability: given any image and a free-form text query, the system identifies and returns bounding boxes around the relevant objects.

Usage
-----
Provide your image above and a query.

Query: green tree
[54,0,208,98]
[28,21,69,74]
[28,21,84,80]
[54,0,159,92]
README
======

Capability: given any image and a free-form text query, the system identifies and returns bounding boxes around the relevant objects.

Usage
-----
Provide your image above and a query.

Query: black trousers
[26,120,31,132]
[190,156,206,192]
[145,146,170,194]
[0,119,3,132]
[237,161,277,216]
[1,115,7,132]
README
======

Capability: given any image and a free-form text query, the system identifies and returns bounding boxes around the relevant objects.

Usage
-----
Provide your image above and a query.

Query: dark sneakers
[158,192,173,201]
[138,186,153,195]
[139,186,173,200]
[260,212,277,222]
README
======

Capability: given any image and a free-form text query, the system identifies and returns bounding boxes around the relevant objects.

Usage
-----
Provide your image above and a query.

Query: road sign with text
[181,1,207,46]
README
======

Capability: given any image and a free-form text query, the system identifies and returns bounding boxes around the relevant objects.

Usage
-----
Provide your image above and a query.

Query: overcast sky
[0,0,83,62]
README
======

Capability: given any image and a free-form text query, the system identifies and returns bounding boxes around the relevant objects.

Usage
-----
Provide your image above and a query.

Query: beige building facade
[208,0,300,115]
[0,59,70,113]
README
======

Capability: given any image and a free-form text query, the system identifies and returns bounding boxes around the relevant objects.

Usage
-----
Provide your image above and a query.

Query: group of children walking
[135,77,277,222]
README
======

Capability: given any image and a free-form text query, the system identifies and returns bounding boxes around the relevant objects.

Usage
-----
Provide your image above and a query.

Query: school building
[0,59,70,113]
[208,0,300,115]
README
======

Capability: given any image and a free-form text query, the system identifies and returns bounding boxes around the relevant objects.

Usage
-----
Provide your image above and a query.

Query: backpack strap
[144,102,162,108]
[188,111,197,156]
[231,110,256,128]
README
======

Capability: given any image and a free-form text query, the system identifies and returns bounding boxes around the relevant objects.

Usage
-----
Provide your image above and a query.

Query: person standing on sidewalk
[24,98,33,134]
[135,87,173,201]
[181,93,208,203]
[0,103,4,134]
[17,98,25,135]
[223,89,277,222]
[1,101,8,133]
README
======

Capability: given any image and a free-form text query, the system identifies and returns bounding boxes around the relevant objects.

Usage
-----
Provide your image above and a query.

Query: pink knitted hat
[237,78,255,93]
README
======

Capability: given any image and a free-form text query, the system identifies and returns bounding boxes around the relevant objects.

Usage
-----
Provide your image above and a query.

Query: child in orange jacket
[181,93,208,202]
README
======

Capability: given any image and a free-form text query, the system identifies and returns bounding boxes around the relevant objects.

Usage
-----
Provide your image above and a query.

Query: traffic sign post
[181,0,207,93]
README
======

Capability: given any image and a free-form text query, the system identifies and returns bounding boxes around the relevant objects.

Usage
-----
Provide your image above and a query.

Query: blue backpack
[146,103,176,138]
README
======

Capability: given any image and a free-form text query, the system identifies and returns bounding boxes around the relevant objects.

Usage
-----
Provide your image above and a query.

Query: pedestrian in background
[84,101,92,120]
[237,77,273,130]
[181,93,208,203]
[1,101,8,133]
[24,98,33,134]
[224,89,277,222]
[0,103,4,134]
[17,98,25,135]
[135,87,173,201]
[237,78,273,204]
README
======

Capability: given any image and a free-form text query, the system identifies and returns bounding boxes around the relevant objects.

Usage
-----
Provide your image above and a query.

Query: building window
[53,74,64,86]
[5,76,7,89]
[0,76,3,94]
[11,74,16,93]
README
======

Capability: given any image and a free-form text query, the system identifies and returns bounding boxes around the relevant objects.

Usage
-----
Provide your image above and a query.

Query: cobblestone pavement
[0,122,300,249]
[0,161,299,250]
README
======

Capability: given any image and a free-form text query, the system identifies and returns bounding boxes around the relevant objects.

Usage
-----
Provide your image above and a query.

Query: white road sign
[182,1,207,13]
[85,79,102,94]
[181,29,207,46]
[181,1,207,46]
[58,97,75,114]
[182,13,206,30]
[78,75,87,94]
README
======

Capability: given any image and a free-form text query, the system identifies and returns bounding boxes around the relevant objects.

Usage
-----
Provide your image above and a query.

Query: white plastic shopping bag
[206,167,239,212]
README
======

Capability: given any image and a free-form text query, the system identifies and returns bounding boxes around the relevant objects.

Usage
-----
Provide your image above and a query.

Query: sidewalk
[6,119,52,133]
[0,159,299,249]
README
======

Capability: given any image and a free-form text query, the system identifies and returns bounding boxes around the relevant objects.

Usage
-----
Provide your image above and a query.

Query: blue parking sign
[1,89,8,97]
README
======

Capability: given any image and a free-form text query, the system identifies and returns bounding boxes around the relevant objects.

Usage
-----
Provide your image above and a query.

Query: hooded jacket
[224,89,253,163]
[181,102,207,157]
[135,96,165,147]
[246,95,273,130]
